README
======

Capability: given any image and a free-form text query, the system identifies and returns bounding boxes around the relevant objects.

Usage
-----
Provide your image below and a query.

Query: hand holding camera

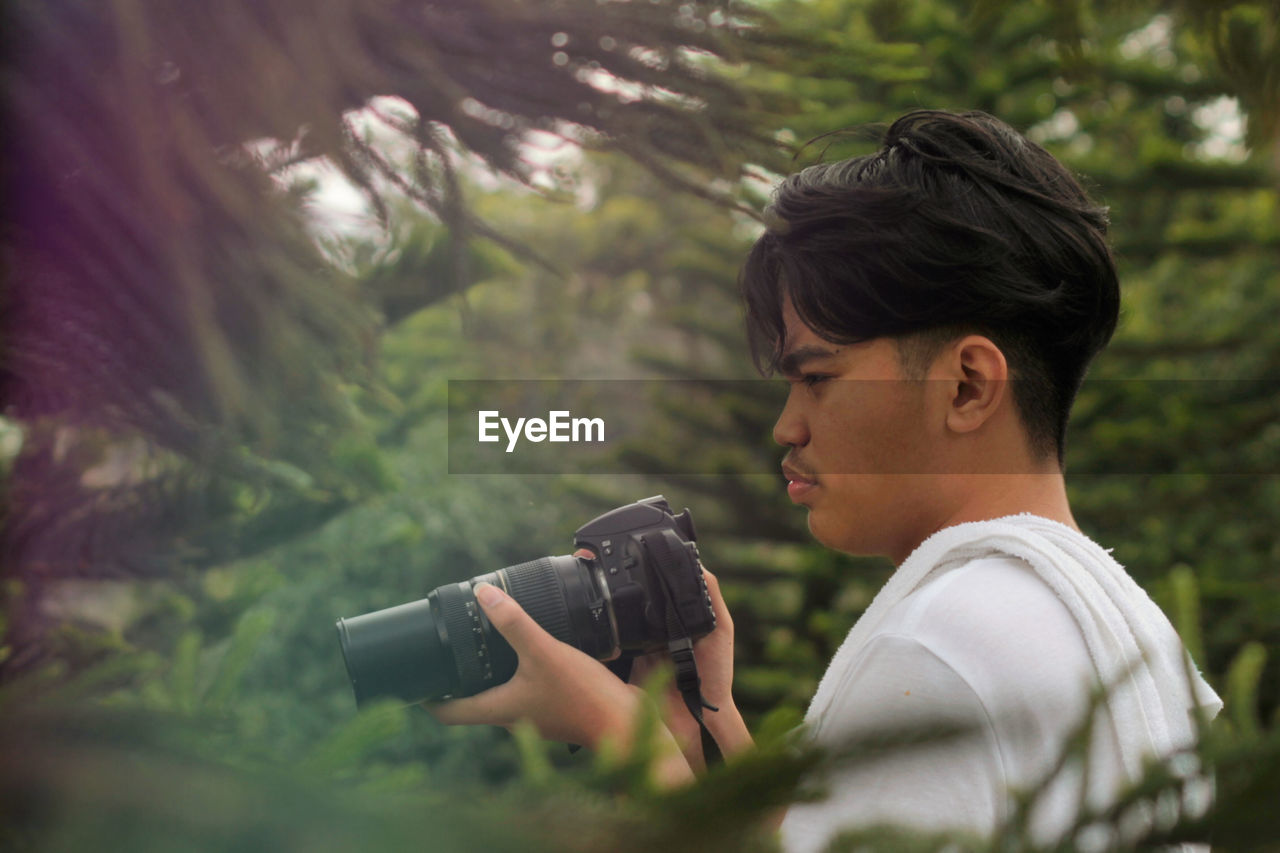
[335,497,749,774]
[425,581,655,751]
[627,566,746,769]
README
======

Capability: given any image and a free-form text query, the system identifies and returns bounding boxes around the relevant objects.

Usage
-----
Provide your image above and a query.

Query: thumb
[473,582,549,655]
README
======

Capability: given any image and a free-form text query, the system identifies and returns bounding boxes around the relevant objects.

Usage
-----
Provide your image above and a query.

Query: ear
[936,336,1009,436]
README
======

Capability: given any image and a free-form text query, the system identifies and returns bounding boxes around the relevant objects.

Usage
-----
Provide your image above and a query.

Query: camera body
[336,496,714,707]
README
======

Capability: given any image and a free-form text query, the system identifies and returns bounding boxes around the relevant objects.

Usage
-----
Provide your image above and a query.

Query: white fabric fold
[804,513,1223,780]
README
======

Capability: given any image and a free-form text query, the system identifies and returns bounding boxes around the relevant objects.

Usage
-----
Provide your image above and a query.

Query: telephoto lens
[335,496,713,709]
[336,555,611,707]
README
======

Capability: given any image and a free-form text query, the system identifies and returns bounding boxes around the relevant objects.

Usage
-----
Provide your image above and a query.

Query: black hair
[741,109,1120,465]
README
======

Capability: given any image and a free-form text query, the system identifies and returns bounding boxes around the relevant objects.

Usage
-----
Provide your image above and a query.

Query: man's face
[774,298,940,560]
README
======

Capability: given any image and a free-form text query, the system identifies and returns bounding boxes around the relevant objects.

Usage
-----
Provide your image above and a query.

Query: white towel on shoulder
[804,513,1223,780]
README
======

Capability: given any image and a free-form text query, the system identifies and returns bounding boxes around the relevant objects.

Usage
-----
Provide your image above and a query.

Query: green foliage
[1224,642,1269,739]
[973,0,1280,145]
[4,0,1279,849]
[4,639,1278,851]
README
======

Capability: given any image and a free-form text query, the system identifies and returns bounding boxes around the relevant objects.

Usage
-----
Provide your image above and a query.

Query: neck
[893,467,1078,565]
[938,471,1077,530]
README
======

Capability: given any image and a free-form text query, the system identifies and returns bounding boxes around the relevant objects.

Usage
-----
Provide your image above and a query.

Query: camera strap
[668,638,723,767]
[642,532,723,768]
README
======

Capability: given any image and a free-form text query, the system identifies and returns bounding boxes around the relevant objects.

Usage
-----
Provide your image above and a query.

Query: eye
[801,374,830,388]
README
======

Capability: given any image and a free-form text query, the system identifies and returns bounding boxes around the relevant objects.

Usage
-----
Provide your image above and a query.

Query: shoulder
[867,553,1098,718]
[801,551,1118,845]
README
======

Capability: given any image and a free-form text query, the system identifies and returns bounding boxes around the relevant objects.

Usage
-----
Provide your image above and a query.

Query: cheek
[808,401,877,466]
[816,411,911,473]
[808,384,928,472]
[871,392,931,472]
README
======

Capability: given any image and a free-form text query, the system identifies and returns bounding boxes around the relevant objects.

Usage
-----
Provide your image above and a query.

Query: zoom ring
[504,559,574,645]
[440,587,490,694]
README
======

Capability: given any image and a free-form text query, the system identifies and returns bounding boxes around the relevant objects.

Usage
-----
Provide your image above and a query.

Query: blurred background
[3,0,1278,849]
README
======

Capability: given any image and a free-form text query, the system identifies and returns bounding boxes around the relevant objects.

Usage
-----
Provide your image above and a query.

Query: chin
[807,512,856,555]
[808,507,889,558]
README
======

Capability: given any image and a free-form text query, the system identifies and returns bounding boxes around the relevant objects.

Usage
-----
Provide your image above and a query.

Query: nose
[772,387,810,448]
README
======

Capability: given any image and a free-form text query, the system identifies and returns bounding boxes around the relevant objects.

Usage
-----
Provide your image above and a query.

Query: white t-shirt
[779,522,1205,852]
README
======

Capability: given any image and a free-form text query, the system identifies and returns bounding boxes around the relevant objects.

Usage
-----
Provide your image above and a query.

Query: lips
[782,461,818,502]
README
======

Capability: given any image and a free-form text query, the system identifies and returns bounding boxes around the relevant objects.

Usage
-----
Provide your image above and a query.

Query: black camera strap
[643,533,723,768]
[668,638,723,767]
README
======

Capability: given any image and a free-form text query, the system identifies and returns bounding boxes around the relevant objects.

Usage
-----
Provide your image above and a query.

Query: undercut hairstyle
[742,109,1120,466]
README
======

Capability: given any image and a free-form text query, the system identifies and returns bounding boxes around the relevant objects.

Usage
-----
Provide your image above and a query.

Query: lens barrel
[336,497,708,710]
[336,554,614,707]
[336,597,454,707]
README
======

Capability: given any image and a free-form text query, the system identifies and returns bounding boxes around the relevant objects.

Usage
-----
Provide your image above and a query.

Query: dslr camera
[336,496,715,707]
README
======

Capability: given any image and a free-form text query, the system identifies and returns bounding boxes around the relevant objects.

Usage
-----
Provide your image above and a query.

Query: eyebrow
[777,344,840,378]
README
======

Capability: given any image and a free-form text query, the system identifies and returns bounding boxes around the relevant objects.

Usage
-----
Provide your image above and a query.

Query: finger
[701,566,726,609]
[700,567,733,630]
[573,547,596,559]
[425,682,516,727]
[473,582,553,655]
[702,566,719,589]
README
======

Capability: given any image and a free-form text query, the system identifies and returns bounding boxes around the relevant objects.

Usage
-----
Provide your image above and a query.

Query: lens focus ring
[503,558,574,645]
[439,585,492,694]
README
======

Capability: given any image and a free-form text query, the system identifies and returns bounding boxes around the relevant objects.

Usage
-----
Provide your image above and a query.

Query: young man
[431,110,1221,848]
